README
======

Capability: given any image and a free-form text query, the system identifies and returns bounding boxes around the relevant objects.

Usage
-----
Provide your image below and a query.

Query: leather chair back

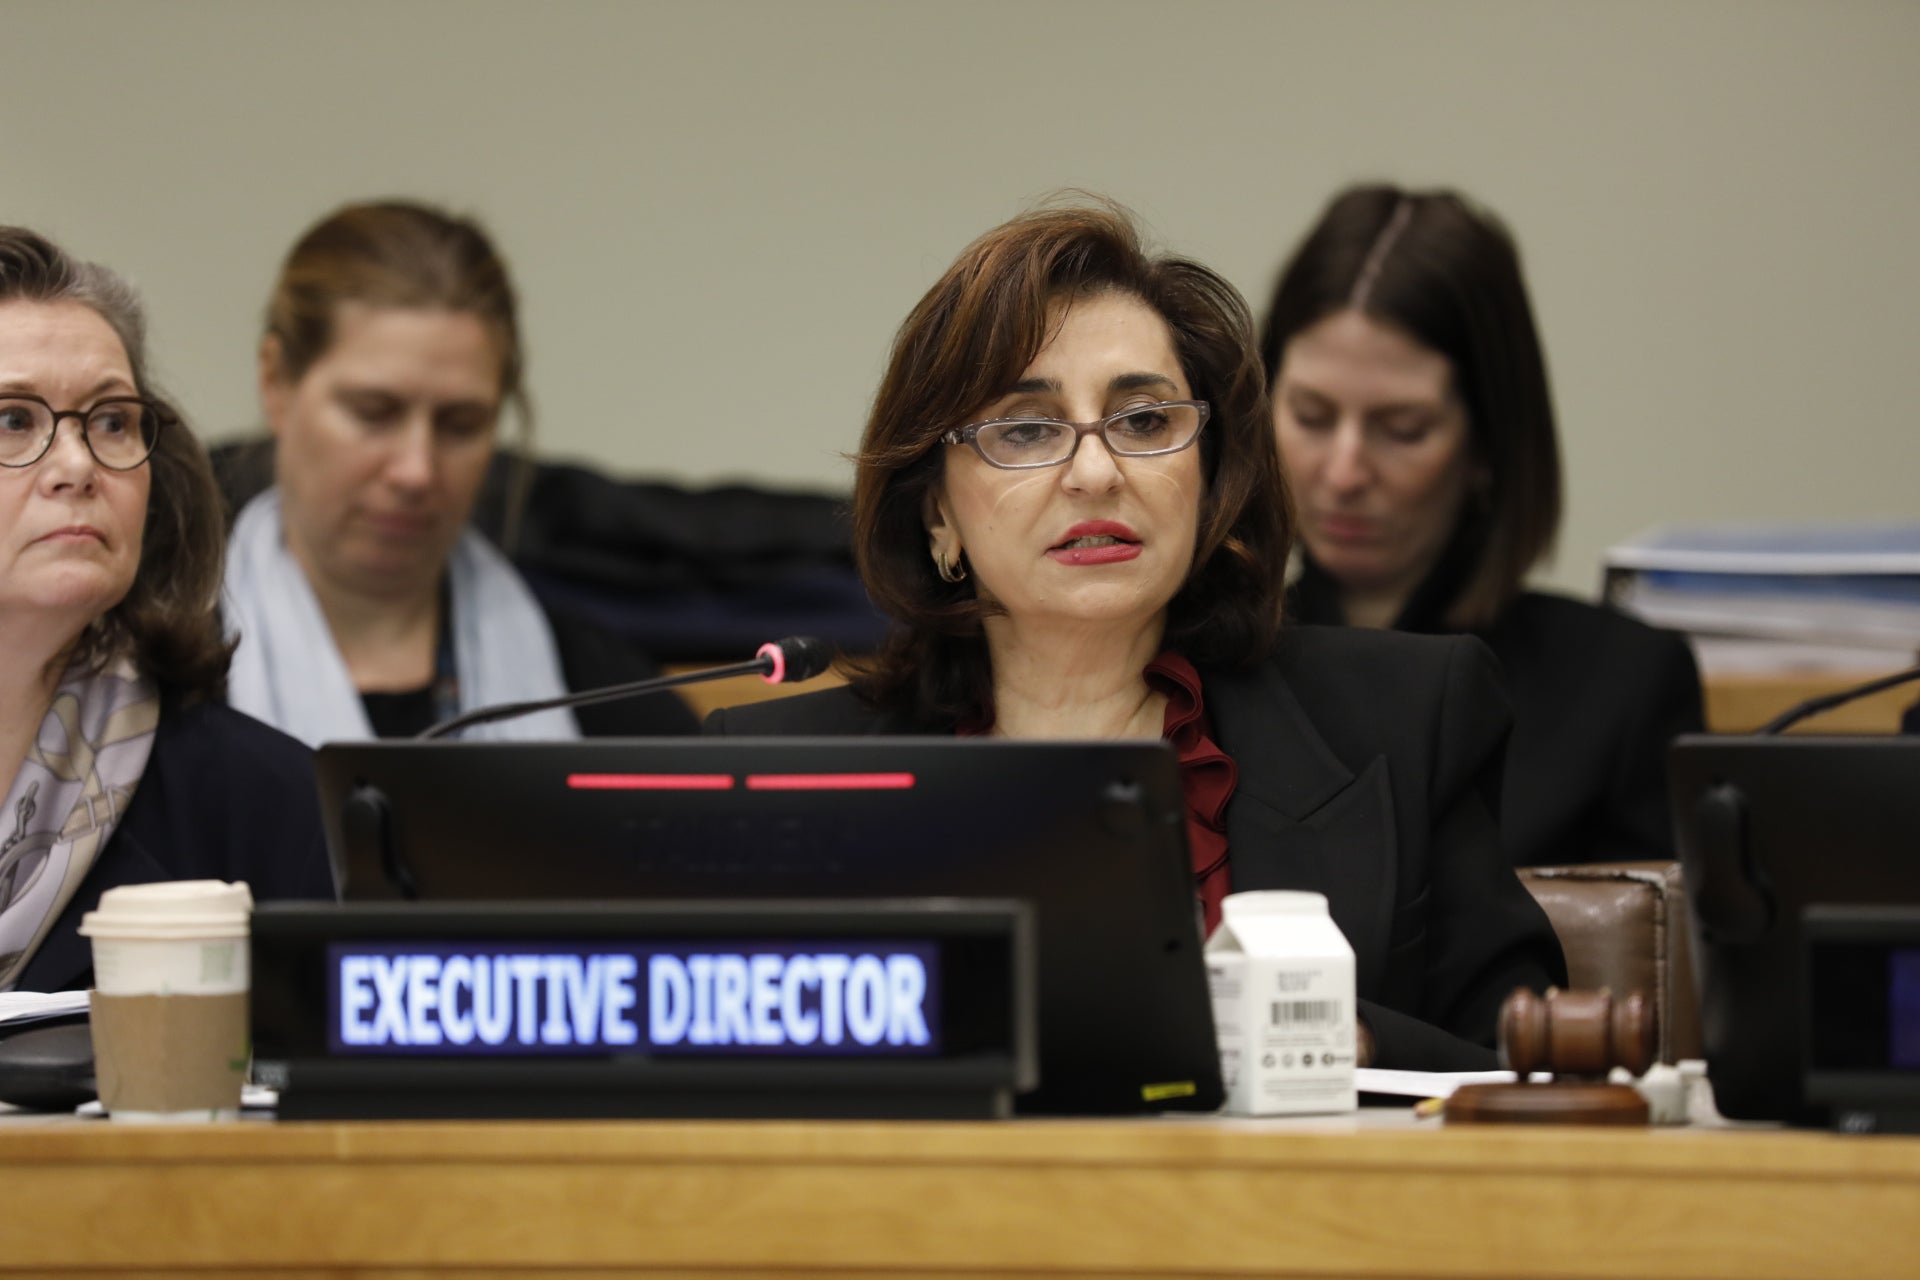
[1518,861,1702,1064]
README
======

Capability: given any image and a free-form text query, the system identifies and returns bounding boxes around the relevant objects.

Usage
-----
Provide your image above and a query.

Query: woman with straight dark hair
[0,227,332,993]
[1261,184,1703,868]
[711,201,1564,1072]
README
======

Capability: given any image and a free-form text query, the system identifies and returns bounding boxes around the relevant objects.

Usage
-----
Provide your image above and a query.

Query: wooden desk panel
[677,664,1920,734]
[663,661,849,721]
[3,1115,1918,1277]
[674,662,1920,733]
[1703,669,1914,734]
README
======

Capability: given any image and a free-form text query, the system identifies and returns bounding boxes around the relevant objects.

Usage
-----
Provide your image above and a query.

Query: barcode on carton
[1270,999,1341,1027]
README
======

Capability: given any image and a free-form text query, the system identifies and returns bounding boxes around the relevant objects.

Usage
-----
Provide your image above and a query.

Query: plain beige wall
[5,0,1915,598]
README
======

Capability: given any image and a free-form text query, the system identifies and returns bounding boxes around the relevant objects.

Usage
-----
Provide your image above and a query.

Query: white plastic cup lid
[79,880,253,939]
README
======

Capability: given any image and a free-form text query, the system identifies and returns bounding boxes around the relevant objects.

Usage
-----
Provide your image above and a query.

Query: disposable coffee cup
[78,880,252,1122]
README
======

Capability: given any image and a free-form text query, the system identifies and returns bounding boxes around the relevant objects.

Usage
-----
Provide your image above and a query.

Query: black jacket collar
[1198,654,1353,821]
[1196,642,1401,998]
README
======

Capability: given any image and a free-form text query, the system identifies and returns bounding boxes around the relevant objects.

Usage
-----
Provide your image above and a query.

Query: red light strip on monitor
[745,773,917,791]
[567,774,737,791]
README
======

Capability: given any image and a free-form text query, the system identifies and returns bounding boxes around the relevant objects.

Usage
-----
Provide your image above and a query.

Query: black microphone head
[756,635,834,684]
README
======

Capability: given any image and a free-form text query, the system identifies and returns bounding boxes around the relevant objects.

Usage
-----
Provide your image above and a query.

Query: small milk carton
[1206,890,1357,1115]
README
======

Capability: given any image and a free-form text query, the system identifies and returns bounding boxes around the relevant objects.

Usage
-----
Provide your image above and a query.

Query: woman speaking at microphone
[0,228,333,993]
[708,202,1564,1071]
[223,200,696,744]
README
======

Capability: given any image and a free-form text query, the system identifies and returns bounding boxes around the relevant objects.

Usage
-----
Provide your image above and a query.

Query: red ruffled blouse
[1144,652,1237,937]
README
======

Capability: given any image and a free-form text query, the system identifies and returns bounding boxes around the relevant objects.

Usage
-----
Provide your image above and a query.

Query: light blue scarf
[223,489,580,747]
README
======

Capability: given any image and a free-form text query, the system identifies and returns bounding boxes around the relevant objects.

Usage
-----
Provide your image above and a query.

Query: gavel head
[1498,987,1656,1079]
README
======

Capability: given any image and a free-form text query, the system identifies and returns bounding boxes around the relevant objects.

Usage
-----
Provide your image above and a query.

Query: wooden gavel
[1498,987,1656,1079]
[1447,987,1657,1125]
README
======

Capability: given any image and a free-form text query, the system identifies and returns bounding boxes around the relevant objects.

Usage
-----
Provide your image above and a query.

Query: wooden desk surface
[2,1112,1917,1277]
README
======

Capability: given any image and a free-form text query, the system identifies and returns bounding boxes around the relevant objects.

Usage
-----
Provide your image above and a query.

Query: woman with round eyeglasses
[710,203,1564,1071]
[222,200,696,747]
[1261,185,1703,868]
[0,226,333,994]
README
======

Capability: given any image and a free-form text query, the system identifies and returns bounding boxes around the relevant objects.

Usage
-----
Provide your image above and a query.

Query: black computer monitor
[1669,735,1920,1123]
[314,737,1220,1115]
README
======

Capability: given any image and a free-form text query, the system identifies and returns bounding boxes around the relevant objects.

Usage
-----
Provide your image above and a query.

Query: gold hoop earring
[935,550,967,583]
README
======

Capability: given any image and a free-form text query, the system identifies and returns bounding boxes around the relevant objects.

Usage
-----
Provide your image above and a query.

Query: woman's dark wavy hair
[0,227,232,699]
[850,200,1292,728]
[1259,184,1561,629]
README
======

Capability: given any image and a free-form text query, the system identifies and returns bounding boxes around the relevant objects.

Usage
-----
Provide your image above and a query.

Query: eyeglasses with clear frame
[941,399,1210,470]
[0,395,169,471]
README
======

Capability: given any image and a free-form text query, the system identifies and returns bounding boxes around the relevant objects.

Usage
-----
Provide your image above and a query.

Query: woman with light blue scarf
[223,201,696,746]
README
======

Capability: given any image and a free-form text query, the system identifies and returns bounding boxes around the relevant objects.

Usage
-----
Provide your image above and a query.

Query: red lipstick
[1047,520,1142,566]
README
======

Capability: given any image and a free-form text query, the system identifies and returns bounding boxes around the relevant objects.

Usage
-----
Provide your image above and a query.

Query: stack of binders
[1602,522,1920,674]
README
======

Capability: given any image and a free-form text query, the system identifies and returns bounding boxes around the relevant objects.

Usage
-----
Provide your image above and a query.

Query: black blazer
[1291,554,1704,866]
[708,626,1567,1071]
[15,698,337,993]
[1472,592,1702,865]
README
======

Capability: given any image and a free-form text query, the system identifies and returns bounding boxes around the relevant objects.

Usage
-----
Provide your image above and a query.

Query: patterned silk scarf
[0,656,159,991]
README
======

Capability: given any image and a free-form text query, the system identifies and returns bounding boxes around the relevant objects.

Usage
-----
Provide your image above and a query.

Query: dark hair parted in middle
[850,202,1292,727]
[1259,184,1562,629]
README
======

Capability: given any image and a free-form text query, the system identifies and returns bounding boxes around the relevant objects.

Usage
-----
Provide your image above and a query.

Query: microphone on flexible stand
[416,635,835,741]
[1757,663,1920,734]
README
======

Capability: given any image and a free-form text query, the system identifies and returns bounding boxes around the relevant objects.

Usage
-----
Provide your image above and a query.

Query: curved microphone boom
[417,635,833,740]
[1757,663,1920,735]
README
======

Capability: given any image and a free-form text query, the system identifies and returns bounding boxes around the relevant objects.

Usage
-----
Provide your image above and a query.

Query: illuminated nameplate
[325,942,940,1057]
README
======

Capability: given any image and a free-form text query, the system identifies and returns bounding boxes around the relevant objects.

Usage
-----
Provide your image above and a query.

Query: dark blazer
[15,697,336,993]
[1291,556,1704,866]
[708,626,1567,1071]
